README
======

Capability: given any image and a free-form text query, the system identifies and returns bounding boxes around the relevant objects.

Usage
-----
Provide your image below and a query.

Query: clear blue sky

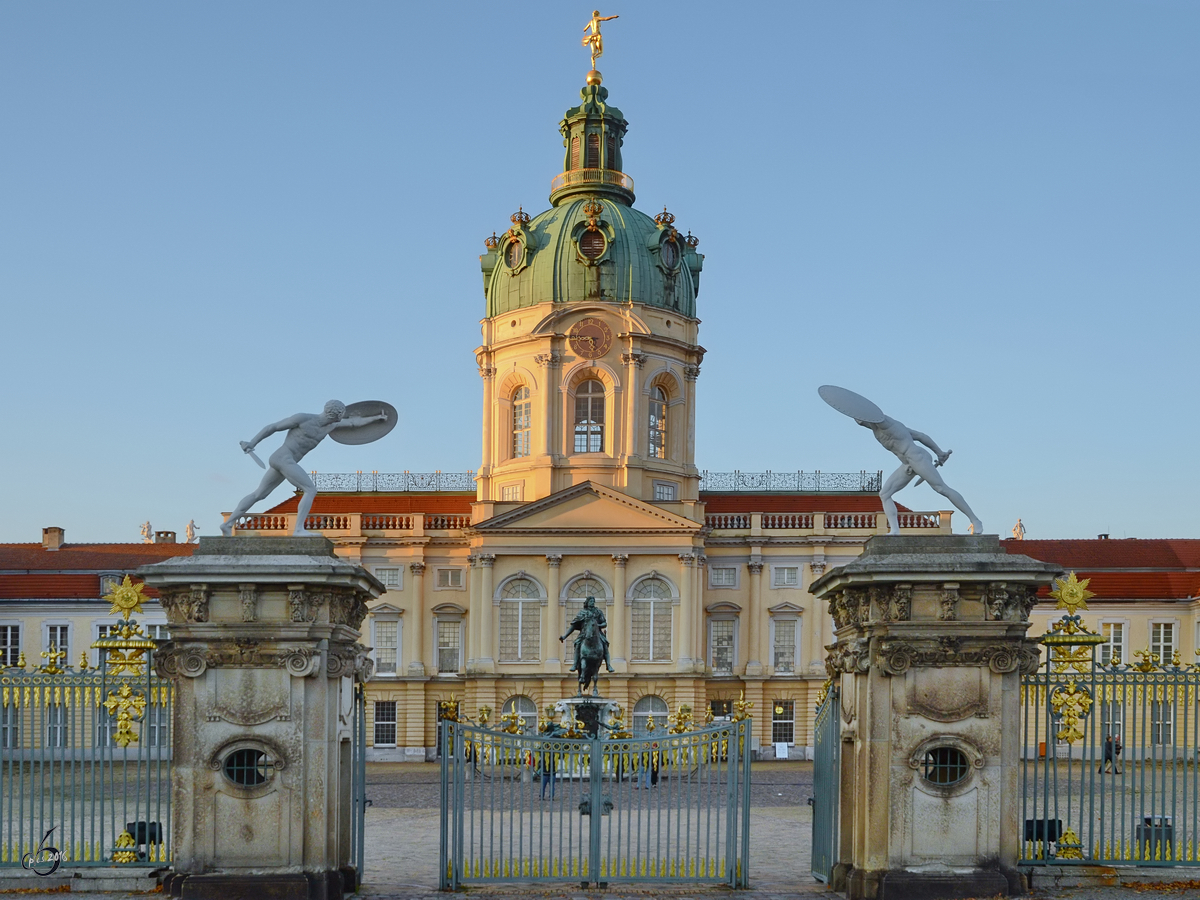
[2,3,1197,543]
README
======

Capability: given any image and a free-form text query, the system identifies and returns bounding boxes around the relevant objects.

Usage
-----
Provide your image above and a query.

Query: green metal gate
[439,717,751,888]
[1021,574,1200,866]
[1,587,170,871]
[348,682,368,886]
[810,683,840,882]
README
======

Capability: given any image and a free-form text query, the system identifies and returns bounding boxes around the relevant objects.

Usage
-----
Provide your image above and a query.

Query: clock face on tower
[568,317,613,359]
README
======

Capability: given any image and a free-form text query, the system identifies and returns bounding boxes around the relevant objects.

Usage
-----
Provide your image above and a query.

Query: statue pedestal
[139,537,380,900]
[554,696,621,738]
[809,535,1059,900]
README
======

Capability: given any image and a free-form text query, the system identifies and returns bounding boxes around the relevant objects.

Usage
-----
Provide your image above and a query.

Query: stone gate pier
[809,535,1060,900]
[139,536,379,900]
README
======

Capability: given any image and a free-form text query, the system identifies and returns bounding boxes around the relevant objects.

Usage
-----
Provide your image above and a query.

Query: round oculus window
[579,230,606,260]
[224,748,269,786]
[921,746,969,786]
[660,239,679,269]
[506,240,522,269]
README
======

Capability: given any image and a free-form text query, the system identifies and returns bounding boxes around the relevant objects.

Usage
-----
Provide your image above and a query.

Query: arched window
[571,135,581,170]
[512,386,531,458]
[648,386,667,459]
[632,695,669,736]
[499,578,541,662]
[565,576,607,628]
[630,578,673,662]
[574,380,605,453]
[501,695,538,734]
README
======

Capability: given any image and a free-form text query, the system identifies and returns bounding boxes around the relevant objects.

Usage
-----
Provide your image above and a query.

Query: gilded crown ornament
[684,231,699,248]
[653,207,676,227]
[583,198,604,229]
[510,207,531,227]
[484,232,500,250]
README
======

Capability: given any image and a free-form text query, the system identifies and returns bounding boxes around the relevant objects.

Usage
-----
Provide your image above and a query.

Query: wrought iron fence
[1020,577,1200,866]
[1,580,171,870]
[698,471,882,493]
[310,471,477,492]
[439,718,751,888]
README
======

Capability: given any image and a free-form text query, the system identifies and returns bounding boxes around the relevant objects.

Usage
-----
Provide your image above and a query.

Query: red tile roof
[0,543,195,599]
[1003,538,1200,600]
[261,493,474,515]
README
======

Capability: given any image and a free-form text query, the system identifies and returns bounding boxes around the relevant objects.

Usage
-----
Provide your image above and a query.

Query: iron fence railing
[0,656,171,868]
[439,719,751,888]
[811,685,840,883]
[698,471,882,493]
[1021,624,1200,865]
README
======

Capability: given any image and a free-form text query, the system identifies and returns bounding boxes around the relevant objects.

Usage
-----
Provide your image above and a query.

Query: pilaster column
[467,555,480,668]
[409,562,426,676]
[745,559,764,677]
[536,351,561,458]
[676,552,696,671]
[693,554,706,667]
[544,554,562,671]
[621,351,645,462]
[479,364,496,493]
[477,554,496,671]
[610,554,629,671]
[683,364,700,465]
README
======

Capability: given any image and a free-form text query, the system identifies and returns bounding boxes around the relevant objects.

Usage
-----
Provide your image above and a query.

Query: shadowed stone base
[174,871,347,900]
[845,865,1024,899]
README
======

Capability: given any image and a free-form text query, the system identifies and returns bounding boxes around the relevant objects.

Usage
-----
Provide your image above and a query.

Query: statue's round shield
[329,400,399,445]
[817,385,885,424]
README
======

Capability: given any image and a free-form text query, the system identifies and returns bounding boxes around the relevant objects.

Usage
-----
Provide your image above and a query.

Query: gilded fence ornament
[1132,649,1160,673]
[39,648,67,674]
[1050,681,1092,744]
[103,682,147,747]
[1051,645,1092,675]
[1049,571,1095,616]
[731,691,753,722]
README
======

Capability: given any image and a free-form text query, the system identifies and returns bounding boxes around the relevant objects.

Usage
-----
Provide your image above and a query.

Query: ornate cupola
[550,78,634,208]
[473,19,706,519]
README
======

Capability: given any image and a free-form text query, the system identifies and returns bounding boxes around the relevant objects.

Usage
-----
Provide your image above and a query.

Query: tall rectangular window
[571,135,580,169]
[0,625,19,666]
[648,387,667,459]
[773,566,799,587]
[437,568,463,589]
[46,704,69,749]
[512,386,532,458]
[47,624,69,655]
[0,704,18,749]
[147,703,169,748]
[375,567,402,590]
[437,621,461,673]
[375,621,398,675]
[710,567,736,587]
[771,700,795,744]
[574,381,605,453]
[1100,622,1125,666]
[374,701,397,746]
[499,601,540,662]
[709,619,734,675]
[1151,623,1176,666]
[1151,700,1174,745]
[773,619,798,674]
[631,600,672,661]
[1100,699,1123,739]
[585,132,599,167]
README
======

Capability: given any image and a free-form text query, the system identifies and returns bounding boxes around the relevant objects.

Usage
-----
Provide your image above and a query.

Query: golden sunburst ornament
[104,575,146,620]
[1049,571,1095,616]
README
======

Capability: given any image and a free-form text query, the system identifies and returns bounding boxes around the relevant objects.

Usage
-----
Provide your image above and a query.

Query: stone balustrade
[702,511,950,534]
[232,512,471,537]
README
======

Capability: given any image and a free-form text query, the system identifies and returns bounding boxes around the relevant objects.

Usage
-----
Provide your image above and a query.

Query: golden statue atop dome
[583,10,618,84]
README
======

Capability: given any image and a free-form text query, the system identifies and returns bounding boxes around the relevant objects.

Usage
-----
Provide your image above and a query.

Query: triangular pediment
[768,601,805,616]
[369,602,403,615]
[475,481,701,534]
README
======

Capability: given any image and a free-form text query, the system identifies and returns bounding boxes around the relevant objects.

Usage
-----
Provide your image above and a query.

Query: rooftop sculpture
[221,400,397,537]
[818,385,983,536]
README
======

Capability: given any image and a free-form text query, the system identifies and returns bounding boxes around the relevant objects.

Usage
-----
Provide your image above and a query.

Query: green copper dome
[481,82,703,319]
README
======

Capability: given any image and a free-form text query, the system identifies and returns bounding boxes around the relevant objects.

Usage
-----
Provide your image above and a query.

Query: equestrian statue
[559,596,613,696]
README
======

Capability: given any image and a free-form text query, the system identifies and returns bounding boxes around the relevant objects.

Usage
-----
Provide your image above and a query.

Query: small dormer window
[579,231,605,259]
[506,240,522,269]
[660,239,679,270]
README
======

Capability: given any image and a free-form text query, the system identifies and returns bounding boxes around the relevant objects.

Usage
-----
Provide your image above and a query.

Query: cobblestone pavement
[12,762,1198,899]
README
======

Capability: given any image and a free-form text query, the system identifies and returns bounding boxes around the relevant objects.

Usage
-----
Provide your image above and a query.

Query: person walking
[1099,733,1123,774]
